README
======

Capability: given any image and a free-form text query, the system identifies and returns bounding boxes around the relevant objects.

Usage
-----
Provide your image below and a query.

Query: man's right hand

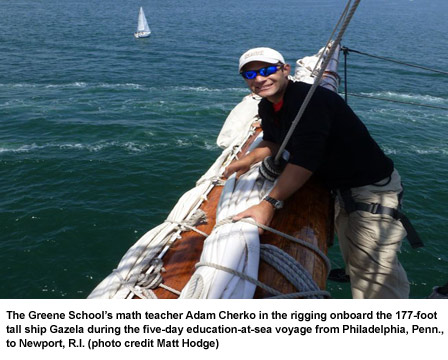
[223,158,252,179]
[223,140,278,179]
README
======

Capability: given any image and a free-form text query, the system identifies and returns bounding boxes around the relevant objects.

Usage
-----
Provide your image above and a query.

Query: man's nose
[254,74,266,82]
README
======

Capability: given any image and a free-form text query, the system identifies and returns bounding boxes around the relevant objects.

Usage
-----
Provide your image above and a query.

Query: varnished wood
[255,177,333,298]
[150,129,263,298]
[152,186,223,298]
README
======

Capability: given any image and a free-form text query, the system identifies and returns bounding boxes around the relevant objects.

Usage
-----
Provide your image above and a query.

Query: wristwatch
[263,196,284,210]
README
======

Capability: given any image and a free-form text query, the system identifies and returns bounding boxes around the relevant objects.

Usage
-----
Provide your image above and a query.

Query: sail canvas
[137,7,150,33]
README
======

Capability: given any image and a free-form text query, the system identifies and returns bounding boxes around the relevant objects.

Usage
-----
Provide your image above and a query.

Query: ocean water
[0,0,446,299]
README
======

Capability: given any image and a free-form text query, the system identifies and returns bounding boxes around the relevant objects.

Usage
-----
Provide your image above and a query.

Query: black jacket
[259,80,393,189]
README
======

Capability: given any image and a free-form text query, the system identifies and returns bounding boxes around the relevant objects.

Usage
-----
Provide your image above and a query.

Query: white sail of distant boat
[134,7,151,38]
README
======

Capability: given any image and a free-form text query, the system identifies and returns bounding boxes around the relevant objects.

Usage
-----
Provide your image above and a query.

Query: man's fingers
[232,213,244,221]
[236,167,248,179]
[232,209,264,235]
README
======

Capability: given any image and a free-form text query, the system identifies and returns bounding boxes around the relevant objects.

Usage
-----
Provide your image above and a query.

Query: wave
[360,91,447,104]
[0,82,247,94]
[0,139,218,154]
[95,83,145,90]
[0,99,27,107]
[172,86,248,93]
[0,83,39,88]
[0,82,146,91]
[0,141,154,154]
[46,82,88,89]
[383,146,447,156]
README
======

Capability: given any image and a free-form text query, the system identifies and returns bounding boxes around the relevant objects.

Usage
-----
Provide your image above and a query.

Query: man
[224,47,410,299]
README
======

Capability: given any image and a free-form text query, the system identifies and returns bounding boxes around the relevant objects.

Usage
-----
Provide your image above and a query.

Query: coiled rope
[260,244,330,298]
[194,260,330,299]
[234,217,331,277]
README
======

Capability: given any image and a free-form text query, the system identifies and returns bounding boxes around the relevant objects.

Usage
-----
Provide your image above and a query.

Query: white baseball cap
[239,47,285,72]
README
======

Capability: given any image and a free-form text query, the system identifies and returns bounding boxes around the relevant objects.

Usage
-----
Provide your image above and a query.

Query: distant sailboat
[134,7,151,38]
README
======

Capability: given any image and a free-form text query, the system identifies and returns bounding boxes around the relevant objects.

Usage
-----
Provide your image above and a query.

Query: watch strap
[263,196,284,209]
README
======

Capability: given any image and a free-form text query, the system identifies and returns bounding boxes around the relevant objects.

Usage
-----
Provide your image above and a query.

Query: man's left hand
[233,201,276,234]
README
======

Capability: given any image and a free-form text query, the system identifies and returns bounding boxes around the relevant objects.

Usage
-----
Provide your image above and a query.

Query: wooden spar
[150,128,261,299]
[151,185,222,299]
[150,126,333,299]
[255,176,333,297]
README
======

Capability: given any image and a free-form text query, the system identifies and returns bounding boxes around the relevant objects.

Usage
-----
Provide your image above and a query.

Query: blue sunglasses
[240,64,283,80]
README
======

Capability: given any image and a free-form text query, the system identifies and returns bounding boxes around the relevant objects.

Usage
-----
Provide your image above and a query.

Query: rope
[139,288,157,299]
[260,244,330,298]
[159,283,182,296]
[269,290,331,299]
[165,208,210,238]
[195,261,285,297]
[342,46,448,109]
[112,269,151,299]
[311,0,352,75]
[166,220,210,238]
[343,46,349,103]
[261,244,330,298]
[113,259,182,299]
[182,274,205,299]
[342,46,448,75]
[196,176,226,187]
[274,0,361,163]
[194,261,330,299]
[137,258,164,289]
[214,216,331,276]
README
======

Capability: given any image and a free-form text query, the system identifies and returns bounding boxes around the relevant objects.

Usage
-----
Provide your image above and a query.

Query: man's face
[242,61,290,103]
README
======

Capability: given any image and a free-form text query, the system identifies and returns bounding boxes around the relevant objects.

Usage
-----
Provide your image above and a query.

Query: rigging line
[274,0,361,163]
[342,47,448,75]
[311,0,352,75]
[343,46,349,103]
[346,92,448,111]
